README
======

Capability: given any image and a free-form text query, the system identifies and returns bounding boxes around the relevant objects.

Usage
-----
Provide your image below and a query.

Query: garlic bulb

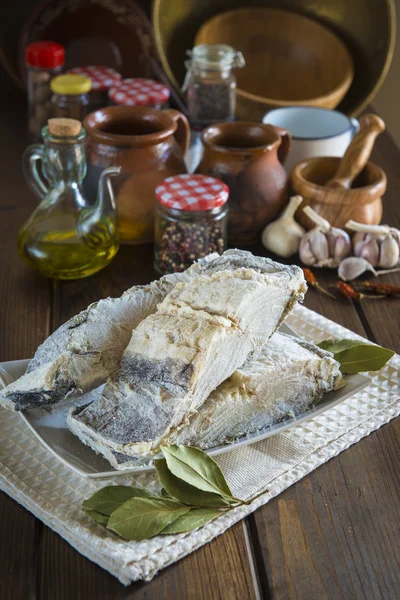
[346,220,400,269]
[299,206,351,267]
[262,195,305,257]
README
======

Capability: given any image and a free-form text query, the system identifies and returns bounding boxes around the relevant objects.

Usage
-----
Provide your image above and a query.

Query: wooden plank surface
[0,76,399,600]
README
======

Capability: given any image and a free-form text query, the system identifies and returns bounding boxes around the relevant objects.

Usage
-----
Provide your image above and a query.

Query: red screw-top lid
[109,77,170,106]
[25,41,65,69]
[67,66,121,90]
[156,174,229,211]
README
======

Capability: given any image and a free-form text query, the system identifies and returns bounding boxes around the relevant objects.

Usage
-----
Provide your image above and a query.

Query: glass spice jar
[50,74,91,121]
[67,66,121,112]
[108,78,170,109]
[154,174,228,274]
[26,41,65,142]
[183,44,245,130]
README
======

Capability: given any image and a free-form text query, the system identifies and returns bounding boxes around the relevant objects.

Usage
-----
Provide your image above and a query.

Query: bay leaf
[107,497,190,541]
[318,338,367,354]
[155,458,230,507]
[318,338,394,373]
[161,445,233,499]
[83,508,110,526]
[83,485,155,516]
[160,507,222,534]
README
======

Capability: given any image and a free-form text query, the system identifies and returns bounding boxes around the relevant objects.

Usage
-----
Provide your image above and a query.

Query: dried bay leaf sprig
[83,445,268,541]
[318,339,394,374]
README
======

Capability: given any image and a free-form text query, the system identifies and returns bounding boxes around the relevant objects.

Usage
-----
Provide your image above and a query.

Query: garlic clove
[379,235,400,268]
[309,229,330,262]
[352,232,367,255]
[299,236,317,265]
[338,256,377,281]
[359,238,380,266]
[328,228,352,261]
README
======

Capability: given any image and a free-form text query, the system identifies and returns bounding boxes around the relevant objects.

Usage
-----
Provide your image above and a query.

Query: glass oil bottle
[18,118,120,279]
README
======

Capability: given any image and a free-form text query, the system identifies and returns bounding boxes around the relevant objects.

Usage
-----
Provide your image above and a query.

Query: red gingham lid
[156,174,229,211]
[109,78,170,106]
[67,66,121,90]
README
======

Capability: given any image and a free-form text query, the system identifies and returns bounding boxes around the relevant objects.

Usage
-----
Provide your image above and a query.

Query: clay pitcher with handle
[197,122,291,244]
[84,106,190,244]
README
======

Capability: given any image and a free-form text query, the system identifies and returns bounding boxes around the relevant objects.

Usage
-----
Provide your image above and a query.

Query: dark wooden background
[0,70,399,600]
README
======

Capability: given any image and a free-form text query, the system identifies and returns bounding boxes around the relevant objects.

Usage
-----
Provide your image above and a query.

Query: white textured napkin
[1,305,399,585]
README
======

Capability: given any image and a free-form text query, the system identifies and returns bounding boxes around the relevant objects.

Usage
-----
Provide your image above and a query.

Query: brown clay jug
[84,106,190,244]
[197,122,291,244]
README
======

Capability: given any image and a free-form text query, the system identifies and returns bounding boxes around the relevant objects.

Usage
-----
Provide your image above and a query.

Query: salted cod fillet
[68,261,306,458]
[87,333,343,469]
[0,250,304,411]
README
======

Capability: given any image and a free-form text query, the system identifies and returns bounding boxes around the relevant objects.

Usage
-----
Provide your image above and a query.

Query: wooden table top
[0,76,399,600]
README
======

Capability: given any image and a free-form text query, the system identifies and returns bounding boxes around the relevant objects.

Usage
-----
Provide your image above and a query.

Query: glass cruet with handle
[18,117,121,279]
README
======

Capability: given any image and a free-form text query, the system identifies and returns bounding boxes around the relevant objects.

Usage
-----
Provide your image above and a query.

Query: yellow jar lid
[50,74,92,95]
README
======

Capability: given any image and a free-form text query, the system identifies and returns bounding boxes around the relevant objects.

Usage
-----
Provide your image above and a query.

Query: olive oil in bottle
[19,118,120,279]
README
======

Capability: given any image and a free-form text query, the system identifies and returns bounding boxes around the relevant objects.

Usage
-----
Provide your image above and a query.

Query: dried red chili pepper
[336,281,385,300]
[302,268,336,299]
[362,282,400,296]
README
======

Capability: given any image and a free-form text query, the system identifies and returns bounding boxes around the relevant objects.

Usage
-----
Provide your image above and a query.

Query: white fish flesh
[83,333,343,470]
[68,260,306,458]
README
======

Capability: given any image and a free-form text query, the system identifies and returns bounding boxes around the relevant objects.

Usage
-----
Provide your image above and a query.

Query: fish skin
[68,258,307,458]
[80,333,343,470]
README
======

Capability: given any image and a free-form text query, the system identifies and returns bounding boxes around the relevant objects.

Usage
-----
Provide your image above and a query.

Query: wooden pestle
[325,113,385,189]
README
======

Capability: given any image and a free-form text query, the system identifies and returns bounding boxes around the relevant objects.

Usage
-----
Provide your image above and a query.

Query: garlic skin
[346,220,400,269]
[299,206,351,267]
[262,195,305,258]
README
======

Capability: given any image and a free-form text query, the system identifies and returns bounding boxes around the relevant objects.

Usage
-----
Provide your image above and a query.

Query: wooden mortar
[291,156,386,230]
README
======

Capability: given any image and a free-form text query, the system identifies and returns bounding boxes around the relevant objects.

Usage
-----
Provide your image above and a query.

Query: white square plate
[0,324,370,479]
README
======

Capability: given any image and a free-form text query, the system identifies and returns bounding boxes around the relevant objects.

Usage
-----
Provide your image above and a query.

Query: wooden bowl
[152,0,395,117]
[291,156,386,230]
[194,8,354,121]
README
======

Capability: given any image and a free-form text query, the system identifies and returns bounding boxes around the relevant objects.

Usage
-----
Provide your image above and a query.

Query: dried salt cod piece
[78,333,343,470]
[68,263,306,458]
[0,250,303,411]
[0,255,219,411]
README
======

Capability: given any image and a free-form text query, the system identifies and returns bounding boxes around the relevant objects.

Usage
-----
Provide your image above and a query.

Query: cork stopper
[48,118,82,137]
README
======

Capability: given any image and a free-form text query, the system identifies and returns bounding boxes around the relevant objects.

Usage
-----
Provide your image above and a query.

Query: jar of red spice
[67,66,121,111]
[26,41,65,141]
[109,78,170,109]
[154,174,228,274]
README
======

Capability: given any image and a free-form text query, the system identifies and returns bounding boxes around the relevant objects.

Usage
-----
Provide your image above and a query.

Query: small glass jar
[109,78,170,109]
[183,44,245,130]
[67,66,121,112]
[50,74,91,121]
[154,174,228,274]
[25,41,65,142]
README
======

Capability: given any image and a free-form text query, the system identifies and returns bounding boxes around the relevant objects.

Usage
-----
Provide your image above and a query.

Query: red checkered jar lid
[156,174,229,211]
[109,78,170,106]
[67,66,121,91]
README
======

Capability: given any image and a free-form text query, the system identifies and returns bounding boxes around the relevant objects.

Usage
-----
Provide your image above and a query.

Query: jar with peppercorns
[67,66,121,112]
[109,78,170,109]
[25,41,65,142]
[154,174,228,274]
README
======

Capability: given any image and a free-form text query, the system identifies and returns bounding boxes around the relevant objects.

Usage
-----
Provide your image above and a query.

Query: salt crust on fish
[68,260,306,457]
[72,333,342,470]
[0,250,304,411]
